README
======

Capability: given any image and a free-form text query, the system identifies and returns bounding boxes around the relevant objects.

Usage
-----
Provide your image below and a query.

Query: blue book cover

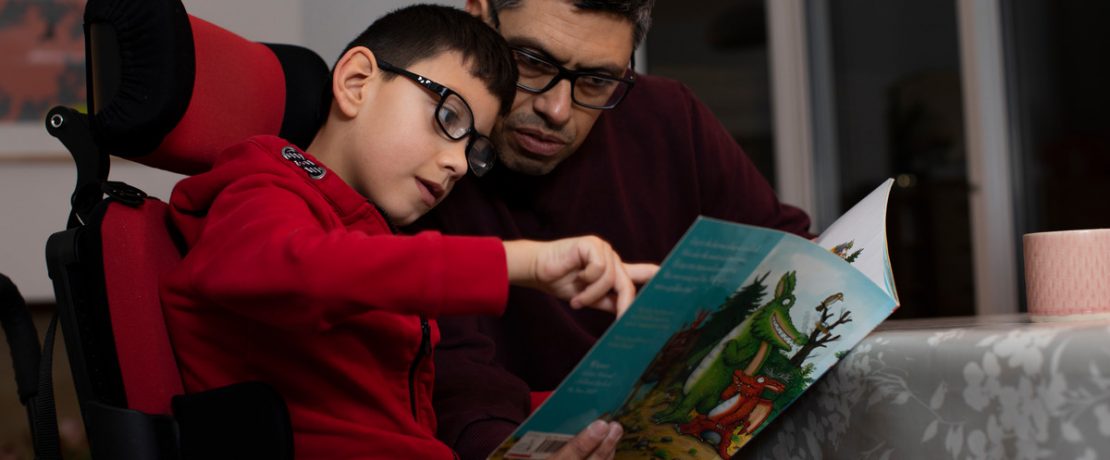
[492,179,899,459]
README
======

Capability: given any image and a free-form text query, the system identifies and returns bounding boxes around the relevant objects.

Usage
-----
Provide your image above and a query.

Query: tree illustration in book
[490,180,898,460]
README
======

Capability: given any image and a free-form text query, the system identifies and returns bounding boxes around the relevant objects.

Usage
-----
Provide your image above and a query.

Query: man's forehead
[497,1,635,69]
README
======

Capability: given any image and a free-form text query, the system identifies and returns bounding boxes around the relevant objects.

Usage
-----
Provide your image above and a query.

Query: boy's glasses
[377,60,497,177]
[510,47,636,110]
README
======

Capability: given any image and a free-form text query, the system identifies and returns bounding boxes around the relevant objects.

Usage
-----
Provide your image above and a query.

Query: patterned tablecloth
[744,314,1110,459]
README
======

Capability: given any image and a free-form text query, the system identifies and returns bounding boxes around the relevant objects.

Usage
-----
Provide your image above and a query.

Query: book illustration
[651,271,805,428]
[830,241,862,263]
[493,179,897,460]
[607,269,857,459]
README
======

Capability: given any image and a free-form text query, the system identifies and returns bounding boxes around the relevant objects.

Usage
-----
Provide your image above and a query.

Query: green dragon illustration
[653,271,807,423]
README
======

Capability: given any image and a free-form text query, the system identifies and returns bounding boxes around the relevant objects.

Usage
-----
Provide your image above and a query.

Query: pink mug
[1023,229,1110,322]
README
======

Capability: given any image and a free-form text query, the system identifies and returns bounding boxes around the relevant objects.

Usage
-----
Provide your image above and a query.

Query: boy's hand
[550,420,622,460]
[504,237,658,317]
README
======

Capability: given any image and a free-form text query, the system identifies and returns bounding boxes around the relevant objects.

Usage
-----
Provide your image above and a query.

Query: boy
[160,5,652,459]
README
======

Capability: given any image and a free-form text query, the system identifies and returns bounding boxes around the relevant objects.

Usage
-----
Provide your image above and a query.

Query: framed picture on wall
[0,0,85,158]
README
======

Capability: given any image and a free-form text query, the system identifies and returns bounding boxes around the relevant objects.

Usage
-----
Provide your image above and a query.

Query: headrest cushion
[84,0,329,175]
[85,0,195,160]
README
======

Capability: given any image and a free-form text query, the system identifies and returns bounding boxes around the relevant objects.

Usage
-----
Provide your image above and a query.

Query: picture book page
[814,178,898,302]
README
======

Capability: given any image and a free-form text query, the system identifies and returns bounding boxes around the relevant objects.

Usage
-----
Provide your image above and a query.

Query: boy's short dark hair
[340,4,518,115]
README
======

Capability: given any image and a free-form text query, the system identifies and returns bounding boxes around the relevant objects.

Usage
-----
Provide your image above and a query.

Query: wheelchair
[2,0,331,457]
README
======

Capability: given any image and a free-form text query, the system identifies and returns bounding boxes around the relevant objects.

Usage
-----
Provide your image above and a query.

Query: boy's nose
[438,142,468,179]
[532,79,573,128]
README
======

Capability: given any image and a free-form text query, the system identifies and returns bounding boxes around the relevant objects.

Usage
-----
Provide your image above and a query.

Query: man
[410,1,812,458]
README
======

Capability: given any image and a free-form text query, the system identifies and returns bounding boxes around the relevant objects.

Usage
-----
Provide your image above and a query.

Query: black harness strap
[0,274,62,460]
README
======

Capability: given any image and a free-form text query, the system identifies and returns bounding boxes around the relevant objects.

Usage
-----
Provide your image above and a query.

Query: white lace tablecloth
[744,314,1110,459]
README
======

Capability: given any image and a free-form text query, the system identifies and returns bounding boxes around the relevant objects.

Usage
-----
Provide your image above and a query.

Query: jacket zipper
[408,315,431,420]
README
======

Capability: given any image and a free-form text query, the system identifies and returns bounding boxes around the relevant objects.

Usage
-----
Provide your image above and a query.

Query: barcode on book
[504,431,573,459]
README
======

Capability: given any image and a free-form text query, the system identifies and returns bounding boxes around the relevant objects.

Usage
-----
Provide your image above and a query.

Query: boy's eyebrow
[506,36,625,77]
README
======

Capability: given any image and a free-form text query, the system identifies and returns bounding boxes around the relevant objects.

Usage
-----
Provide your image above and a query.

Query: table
[743,314,1110,459]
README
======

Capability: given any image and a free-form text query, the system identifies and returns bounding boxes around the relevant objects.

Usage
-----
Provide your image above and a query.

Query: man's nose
[532,79,573,127]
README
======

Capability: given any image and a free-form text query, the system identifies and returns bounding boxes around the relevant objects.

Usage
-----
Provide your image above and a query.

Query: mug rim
[1023,228,1110,239]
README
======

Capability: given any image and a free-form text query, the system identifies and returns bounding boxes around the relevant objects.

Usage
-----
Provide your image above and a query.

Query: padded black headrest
[84,0,330,175]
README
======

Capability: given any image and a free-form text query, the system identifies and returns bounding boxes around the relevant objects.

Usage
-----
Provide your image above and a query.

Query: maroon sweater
[411,74,811,459]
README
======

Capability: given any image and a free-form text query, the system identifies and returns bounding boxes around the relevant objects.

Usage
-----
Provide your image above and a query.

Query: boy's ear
[465,0,494,26]
[332,46,380,118]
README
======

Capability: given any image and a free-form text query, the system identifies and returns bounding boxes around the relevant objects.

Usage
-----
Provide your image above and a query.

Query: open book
[491,179,899,459]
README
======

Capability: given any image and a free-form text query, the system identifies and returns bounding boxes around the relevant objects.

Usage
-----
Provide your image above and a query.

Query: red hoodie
[161,135,507,459]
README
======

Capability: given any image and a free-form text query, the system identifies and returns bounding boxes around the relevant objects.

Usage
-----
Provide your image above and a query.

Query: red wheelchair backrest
[79,0,329,414]
[101,200,184,414]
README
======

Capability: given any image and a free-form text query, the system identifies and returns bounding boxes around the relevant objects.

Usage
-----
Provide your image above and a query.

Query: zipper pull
[421,317,432,355]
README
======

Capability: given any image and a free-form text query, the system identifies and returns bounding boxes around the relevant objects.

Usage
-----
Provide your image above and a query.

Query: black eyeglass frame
[376,59,497,177]
[509,46,637,110]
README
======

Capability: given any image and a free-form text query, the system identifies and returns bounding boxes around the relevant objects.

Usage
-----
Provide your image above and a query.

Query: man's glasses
[376,60,497,177]
[510,47,635,110]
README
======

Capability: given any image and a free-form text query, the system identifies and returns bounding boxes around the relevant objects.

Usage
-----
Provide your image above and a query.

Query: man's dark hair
[340,4,517,115]
[489,0,655,48]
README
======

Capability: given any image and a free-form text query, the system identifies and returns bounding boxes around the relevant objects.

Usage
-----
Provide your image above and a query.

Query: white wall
[302,0,455,65]
[184,0,303,45]
[0,159,186,302]
[1,1,441,302]
[185,0,455,64]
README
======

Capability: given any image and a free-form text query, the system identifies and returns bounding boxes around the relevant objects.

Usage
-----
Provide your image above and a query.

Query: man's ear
[465,0,494,26]
[332,46,379,118]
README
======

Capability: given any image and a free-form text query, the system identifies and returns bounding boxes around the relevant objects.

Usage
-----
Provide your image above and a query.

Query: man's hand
[549,420,623,460]
[504,237,659,317]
